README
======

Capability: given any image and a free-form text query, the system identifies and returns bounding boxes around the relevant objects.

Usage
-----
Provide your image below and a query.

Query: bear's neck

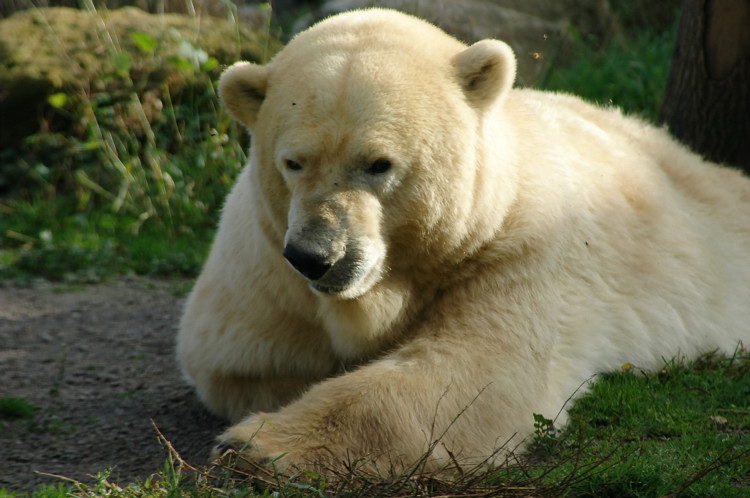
[316,272,436,361]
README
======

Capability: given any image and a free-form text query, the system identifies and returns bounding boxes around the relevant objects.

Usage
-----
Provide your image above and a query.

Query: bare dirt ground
[0,277,226,492]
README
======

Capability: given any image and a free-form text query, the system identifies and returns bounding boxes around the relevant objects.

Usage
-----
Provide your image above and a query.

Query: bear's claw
[211,442,239,465]
[211,441,277,478]
[213,442,235,457]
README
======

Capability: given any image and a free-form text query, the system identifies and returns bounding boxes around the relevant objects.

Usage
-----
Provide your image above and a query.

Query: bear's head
[219,9,517,301]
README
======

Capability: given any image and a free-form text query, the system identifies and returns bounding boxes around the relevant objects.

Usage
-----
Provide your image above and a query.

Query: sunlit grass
[540,22,678,122]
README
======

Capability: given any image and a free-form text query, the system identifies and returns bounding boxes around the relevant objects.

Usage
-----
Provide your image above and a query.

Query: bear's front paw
[211,440,277,479]
[211,418,303,478]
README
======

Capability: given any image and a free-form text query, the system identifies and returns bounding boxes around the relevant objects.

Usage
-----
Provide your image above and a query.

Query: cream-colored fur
[177,8,750,476]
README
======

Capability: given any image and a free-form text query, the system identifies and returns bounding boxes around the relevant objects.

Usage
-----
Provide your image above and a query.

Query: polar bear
[177,8,750,476]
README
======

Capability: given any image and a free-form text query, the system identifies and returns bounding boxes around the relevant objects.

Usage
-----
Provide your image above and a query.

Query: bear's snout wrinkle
[283,242,333,281]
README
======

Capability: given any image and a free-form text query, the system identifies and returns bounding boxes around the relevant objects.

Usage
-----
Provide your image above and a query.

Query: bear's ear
[218,61,269,130]
[452,40,516,108]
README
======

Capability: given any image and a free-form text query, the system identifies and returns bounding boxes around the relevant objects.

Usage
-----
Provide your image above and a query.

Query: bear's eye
[284,159,303,171]
[366,158,392,175]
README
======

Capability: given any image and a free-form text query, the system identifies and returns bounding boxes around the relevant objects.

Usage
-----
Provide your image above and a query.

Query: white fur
[177,9,750,476]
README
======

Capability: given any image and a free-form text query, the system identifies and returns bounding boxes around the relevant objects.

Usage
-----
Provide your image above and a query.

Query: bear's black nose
[283,243,332,281]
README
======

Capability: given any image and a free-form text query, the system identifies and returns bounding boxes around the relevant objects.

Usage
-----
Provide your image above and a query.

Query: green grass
[0,94,245,281]
[0,397,73,437]
[512,354,750,497]
[539,21,678,122]
[0,4,252,283]
[0,485,69,498]
[0,397,38,421]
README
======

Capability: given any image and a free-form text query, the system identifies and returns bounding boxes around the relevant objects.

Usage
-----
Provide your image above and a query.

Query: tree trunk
[659,0,750,174]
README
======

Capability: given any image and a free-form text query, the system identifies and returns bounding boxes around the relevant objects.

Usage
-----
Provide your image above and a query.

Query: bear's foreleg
[212,323,553,477]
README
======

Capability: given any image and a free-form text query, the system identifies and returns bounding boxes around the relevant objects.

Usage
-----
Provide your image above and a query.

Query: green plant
[0,397,73,437]
[523,352,750,497]
[0,484,69,498]
[528,412,558,457]
[540,21,678,122]
[0,397,39,420]
[0,4,263,281]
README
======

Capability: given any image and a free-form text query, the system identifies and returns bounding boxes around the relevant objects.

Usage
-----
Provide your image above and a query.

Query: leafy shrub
[0,5,272,280]
[539,22,678,122]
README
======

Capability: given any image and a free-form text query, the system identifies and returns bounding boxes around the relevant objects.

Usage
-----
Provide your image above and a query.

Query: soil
[0,277,227,492]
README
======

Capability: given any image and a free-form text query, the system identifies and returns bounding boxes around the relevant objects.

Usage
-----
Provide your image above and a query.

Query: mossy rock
[0,6,278,149]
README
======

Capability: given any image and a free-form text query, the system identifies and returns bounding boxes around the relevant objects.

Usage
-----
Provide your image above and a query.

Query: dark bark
[659,0,750,173]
